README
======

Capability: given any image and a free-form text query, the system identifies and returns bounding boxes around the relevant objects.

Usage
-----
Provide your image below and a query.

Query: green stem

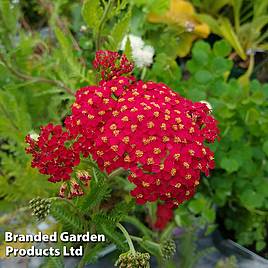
[77,242,91,268]
[130,235,165,267]
[239,52,255,87]
[141,67,147,80]
[130,235,160,249]
[245,53,255,80]
[108,167,125,178]
[92,167,99,183]
[147,202,156,224]
[123,215,154,237]
[96,0,113,50]
[116,223,136,254]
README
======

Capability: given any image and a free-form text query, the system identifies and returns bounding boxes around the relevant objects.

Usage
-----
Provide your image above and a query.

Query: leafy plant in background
[215,256,238,268]
[171,201,216,268]
[195,0,268,85]
[147,0,210,57]
[180,40,268,253]
[0,0,94,243]
[144,35,268,253]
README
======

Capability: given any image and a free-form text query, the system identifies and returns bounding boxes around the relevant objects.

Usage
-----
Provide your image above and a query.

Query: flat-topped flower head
[26,50,219,229]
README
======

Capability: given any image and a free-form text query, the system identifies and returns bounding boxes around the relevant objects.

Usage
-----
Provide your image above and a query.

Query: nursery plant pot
[212,230,268,268]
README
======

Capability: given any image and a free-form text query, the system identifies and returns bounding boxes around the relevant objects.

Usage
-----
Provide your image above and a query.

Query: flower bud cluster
[115,251,150,268]
[161,239,176,260]
[29,197,51,221]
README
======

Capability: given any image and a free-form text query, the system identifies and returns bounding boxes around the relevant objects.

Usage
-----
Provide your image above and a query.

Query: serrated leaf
[123,36,132,60]
[108,12,131,50]
[83,244,104,264]
[218,17,246,60]
[51,203,85,233]
[0,90,32,144]
[54,27,78,69]
[81,169,111,212]
[94,214,127,251]
[0,1,18,33]
[82,0,102,34]
[110,200,135,222]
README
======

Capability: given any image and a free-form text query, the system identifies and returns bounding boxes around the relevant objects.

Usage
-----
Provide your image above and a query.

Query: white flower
[80,25,87,32]
[121,34,155,68]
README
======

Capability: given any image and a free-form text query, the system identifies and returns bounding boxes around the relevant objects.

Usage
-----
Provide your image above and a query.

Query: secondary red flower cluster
[93,50,134,80]
[26,50,219,229]
[25,124,80,183]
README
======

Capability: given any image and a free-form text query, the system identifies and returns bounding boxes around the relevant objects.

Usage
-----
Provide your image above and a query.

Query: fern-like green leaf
[83,243,104,264]
[0,90,32,145]
[94,213,127,251]
[51,203,85,233]
[81,169,111,212]
[41,255,64,268]
[110,200,135,222]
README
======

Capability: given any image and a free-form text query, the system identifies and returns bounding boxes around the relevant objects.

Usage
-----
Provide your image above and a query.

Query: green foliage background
[0,0,267,262]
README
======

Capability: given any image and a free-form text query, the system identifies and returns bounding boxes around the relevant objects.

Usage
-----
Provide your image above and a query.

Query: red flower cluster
[26,50,219,229]
[25,123,80,182]
[93,50,134,80]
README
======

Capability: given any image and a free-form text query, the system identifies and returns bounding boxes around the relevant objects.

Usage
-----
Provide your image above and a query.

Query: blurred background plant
[194,0,268,85]
[0,0,267,267]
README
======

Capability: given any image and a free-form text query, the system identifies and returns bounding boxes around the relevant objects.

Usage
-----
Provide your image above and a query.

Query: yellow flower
[148,0,210,56]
